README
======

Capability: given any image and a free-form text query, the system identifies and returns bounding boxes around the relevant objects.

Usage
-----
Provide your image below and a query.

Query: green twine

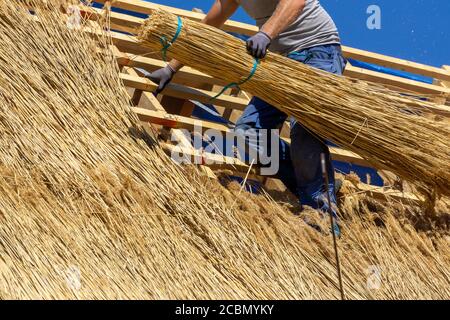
[159,15,183,62]
[210,58,259,102]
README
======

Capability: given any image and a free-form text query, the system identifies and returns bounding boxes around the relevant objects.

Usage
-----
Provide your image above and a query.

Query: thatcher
[138,10,450,201]
[1,0,449,300]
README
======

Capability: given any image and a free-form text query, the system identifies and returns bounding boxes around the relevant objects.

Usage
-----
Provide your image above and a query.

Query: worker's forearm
[261,0,306,39]
[168,0,238,72]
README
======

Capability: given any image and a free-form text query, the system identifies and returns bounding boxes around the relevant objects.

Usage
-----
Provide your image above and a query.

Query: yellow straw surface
[138,10,450,201]
[0,1,448,300]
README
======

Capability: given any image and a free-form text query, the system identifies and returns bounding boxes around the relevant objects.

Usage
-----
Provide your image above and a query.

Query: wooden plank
[344,64,450,96]
[122,62,168,138]
[435,66,450,106]
[84,24,150,55]
[120,73,249,110]
[198,165,218,179]
[162,143,252,173]
[328,147,369,167]
[131,88,143,106]
[441,66,450,89]
[431,79,447,105]
[221,108,234,122]
[80,5,141,34]
[282,137,368,167]
[342,46,450,82]
[132,108,231,132]
[353,183,421,205]
[177,100,196,117]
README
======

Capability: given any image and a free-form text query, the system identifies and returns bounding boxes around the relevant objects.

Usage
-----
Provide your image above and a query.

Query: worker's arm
[247,0,306,58]
[261,0,306,39]
[145,0,239,94]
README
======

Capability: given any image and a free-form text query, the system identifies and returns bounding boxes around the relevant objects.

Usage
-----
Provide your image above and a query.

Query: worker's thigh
[287,45,346,134]
[287,44,346,187]
[234,97,290,165]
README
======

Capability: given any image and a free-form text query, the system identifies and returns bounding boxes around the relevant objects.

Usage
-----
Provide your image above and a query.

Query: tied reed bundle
[138,10,450,202]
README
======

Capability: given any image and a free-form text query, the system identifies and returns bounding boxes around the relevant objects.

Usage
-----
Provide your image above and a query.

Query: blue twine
[211,58,259,102]
[288,51,314,63]
[160,16,183,62]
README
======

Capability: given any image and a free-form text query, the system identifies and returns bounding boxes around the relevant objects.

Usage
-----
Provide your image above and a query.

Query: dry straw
[138,10,450,202]
[0,1,448,300]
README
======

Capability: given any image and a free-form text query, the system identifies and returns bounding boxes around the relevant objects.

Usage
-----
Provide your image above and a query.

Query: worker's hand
[141,65,175,95]
[246,31,272,59]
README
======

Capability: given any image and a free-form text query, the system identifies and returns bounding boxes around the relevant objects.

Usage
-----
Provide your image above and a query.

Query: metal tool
[320,153,345,300]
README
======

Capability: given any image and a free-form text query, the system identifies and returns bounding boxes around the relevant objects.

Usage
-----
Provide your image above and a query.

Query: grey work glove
[246,31,272,59]
[136,65,175,95]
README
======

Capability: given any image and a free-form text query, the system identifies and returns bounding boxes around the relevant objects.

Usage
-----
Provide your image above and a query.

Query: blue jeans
[234,44,346,209]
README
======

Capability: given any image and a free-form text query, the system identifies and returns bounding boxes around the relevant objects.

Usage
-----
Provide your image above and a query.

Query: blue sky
[147,0,449,68]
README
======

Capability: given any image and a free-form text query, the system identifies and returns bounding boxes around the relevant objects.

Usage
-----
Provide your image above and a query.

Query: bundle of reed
[138,10,450,201]
[1,0,449,300]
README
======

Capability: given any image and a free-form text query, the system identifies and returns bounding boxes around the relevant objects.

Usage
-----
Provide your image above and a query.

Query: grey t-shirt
[237,0,341,55]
